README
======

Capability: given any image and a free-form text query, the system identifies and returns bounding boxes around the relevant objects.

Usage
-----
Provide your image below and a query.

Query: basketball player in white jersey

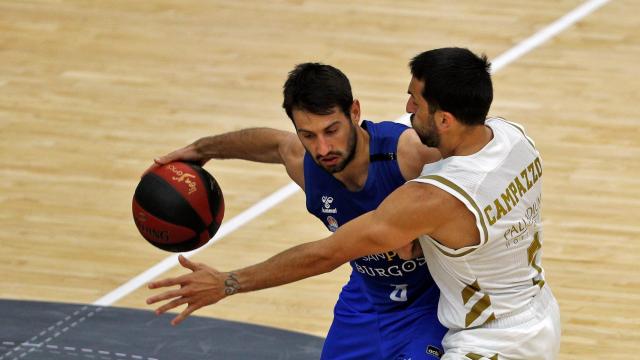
[148,47,561,359]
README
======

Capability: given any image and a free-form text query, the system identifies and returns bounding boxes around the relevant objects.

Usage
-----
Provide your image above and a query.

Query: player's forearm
[194,128,291,164]
[224,212,393,295]
[228,239,345,294]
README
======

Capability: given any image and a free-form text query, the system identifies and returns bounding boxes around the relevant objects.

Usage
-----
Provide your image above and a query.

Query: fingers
[141,162,160,178]
[154,296,190,315]
[154,153,175,166]
[147,271,196,292]
[156,146,199,166]
[146,288,186,305]
[171,304,199,326]
[147,275,184,289]
[178,254,199,271]
[143,149,188,179]
[141,153,171,178]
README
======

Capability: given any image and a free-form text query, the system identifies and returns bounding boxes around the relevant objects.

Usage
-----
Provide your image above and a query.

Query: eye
[325,126,338,135]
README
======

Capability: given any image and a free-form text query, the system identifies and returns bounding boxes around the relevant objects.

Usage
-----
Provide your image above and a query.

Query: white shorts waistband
[482,286,556,329]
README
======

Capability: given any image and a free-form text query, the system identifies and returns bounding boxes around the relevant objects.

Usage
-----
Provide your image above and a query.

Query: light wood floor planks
[1,1,638,358]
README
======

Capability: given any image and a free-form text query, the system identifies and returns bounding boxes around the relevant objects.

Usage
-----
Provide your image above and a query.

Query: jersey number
[390,284,408,302]
[527,232,546,288]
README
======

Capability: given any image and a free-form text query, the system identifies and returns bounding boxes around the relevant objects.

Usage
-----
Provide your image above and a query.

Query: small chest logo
[321,196,337,214]
[326,216,339,232]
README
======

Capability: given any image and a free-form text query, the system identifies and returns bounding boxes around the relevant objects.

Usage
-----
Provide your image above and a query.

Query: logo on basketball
[168,164,198,195]
[134,219,170,243]
[135,211,148,222]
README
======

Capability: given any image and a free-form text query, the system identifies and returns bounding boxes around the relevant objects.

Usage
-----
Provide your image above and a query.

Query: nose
[316,135,331,156]
[406,97,416,114]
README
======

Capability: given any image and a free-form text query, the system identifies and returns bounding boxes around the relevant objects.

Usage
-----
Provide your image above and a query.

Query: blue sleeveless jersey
[304,120,439,313]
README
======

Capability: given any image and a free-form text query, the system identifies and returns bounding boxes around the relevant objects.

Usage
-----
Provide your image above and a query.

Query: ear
[350,99,361,124]
[437,111,456,131]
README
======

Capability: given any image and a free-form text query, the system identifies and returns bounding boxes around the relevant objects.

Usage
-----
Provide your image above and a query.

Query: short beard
[412,112,440,148]
[318,121,358,174]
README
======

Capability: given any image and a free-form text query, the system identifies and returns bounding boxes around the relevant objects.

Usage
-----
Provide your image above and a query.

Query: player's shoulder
[362,120,409,138]
[402,180,462,207]
[278,131,306,188]
[280,131,305,158]
[397,129,441,180]
[486,116,537,149]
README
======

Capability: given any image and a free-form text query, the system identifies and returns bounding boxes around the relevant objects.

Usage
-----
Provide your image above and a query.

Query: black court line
[0,299,323,360]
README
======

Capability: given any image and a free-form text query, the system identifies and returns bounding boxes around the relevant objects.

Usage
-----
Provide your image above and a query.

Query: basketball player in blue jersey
[149,63,446,359]
[148,48,561,359]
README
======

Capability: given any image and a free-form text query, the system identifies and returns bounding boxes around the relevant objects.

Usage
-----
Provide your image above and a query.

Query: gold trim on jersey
[417,175,489,257]
[528,232,546,288]
[465,353,499,360]
[462,280,496,327]
[502,119,536,149]
[462,279,481,305]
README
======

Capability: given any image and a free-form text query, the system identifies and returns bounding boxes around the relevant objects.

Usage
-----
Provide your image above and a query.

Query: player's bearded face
[407,77,440,148]
[314,119,357,173]
[293,106,359,174]
[412,111,440,148]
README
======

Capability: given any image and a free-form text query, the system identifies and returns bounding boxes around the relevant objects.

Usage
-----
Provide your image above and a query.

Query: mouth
[318,155,340,166]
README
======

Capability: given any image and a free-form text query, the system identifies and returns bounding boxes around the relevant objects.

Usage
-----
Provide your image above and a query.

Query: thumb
[141,162,160,178]
[154,154,172,166]
[178,255,199,271]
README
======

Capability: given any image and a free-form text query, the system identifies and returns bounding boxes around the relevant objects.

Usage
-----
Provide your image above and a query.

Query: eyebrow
[296,120,342,134]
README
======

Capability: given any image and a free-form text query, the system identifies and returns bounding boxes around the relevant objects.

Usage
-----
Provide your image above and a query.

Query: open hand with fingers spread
[146,255,239,326]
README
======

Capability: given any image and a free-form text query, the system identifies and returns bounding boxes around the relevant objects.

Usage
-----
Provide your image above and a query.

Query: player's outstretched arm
[146,182,445,325]
[150,128,306,187]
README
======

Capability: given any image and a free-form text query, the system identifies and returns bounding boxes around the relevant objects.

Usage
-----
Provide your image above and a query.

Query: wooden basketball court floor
[1,0,638,359]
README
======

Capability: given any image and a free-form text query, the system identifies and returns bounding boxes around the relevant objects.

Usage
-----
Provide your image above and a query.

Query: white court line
[94,0,610,306]
[93,182,300,306]
[491,0,610,73]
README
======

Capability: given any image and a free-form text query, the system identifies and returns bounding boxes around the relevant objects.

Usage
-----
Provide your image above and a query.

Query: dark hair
[282,63,353,122]
[410,48,493,125]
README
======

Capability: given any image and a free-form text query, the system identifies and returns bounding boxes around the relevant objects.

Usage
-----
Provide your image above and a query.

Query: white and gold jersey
[412,117,547,330]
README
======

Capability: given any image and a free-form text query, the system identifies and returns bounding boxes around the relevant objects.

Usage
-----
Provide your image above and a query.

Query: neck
[333,125,370,191]
[438,124,493,158]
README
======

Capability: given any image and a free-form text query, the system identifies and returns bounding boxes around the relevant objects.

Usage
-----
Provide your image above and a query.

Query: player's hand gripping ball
[132,162,224,252]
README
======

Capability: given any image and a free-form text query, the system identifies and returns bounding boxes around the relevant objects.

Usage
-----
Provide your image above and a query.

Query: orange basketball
[132,162,225,252]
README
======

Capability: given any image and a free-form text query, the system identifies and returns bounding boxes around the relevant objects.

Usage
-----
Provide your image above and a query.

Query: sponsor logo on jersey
[504,195,542,248]
[354,257,426,278]
[426,345,443,358]
[321,195,337,214]
[326,216,339,232]
[483,156,542,226]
